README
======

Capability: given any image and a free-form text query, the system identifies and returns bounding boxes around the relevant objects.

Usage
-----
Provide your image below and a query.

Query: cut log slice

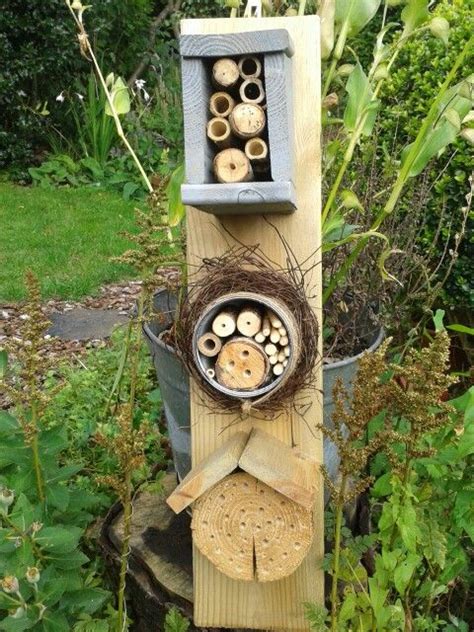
[191,473,313,583]
[214,149,253,184]
[229,103,266,139]
[236,305,262,337]
[215,338,269,391]
[212,58,240,89]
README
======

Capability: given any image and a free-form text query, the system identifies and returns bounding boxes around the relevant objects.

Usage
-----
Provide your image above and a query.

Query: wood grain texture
[181,58,214,184]
[215,338,269,390]
[180,29,294,58]
[239,428,319,511]
[166,431,249,514]
[191,472,313,583]
[182,16,322,631]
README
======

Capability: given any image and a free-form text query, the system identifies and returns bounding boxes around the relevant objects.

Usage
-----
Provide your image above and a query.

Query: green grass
[0,183,139,301]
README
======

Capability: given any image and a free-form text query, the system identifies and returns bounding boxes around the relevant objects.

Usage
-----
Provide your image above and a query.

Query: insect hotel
[170,13,322,631]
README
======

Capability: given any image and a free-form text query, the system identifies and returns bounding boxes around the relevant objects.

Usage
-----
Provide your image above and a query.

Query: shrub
[0,0,153,171]
[378,0,474,309]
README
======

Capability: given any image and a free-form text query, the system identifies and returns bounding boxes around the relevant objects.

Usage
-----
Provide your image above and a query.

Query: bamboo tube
[207,117,232,149]
[212,58,239,89]
[211,309,237,337]
[214,149,253,184]
[197,332,223,357]
[264,343,277,357]
[237,306,262,337]
[254,332,266,343]
[229,103,266,139]
[261,317,271,337]
[269,354,278,365]
[206,368,216,379]
[279,327,287,337]
[267,311,282,329]
[270,328,281,344]
[209,91,235,118]
[280,335,289,346]
[284,345,290,358]
[240,78,265,105]
[283,359,288,367]
[238,55,262,79]
[273,363,284,376]
[244,138,268,163]
[278,351,285,363]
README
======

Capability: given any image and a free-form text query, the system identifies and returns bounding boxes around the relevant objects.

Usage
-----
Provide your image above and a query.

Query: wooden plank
[180,29,294,58]
[238,428,318,511]
[183,15,323,631]
[166,431,249,514]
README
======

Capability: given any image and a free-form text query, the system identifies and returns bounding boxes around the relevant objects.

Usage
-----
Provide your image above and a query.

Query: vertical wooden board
[182,16,323,630]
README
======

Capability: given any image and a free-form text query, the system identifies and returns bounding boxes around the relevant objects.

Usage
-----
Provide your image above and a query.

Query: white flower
[135,79,150,102]
[75,93,84,101]
[56,91,65,103]
[17,90,26,97]
[26,567,40,584]
[0,488,14,511]
[1,576,19,594]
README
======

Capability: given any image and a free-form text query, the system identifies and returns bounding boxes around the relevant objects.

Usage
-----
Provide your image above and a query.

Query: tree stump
[99,471,253,632]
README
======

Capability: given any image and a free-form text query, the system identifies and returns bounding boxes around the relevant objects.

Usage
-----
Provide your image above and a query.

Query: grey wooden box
[180,29,296,216]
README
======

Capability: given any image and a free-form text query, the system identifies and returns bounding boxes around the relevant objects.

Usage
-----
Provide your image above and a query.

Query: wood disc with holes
[215,337,269,391]
[191,472,314,583]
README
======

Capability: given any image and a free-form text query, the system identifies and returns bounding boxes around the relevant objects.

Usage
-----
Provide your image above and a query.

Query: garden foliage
[0,0,153,170]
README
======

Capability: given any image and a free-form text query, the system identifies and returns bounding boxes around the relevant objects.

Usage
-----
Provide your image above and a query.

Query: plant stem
[65,2,153,195]
[116,470,132,632]
[323,35,473,303]
[30,401,45,504]
[298,0,307,16]
[330,475,347,631]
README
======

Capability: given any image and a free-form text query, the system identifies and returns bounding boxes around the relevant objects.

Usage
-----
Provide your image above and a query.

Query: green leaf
[339,591,356,622]
[372,472,392,497]
[39,426,69,456]
[166,163,185,227]
[447,323,474,336]
[0,411,19,434]
[397,503,420,552]
[393,553,421,595]
[105,77,130,117]
[122,181,140,201]
[429,16,450,45]
[60,588,110,615]
[164,607,190,632]
[0,616,34,632]
[42,611,70,632]
[368,577,389,626]
[51,549,89,569]
[433,309,446,332]
[46,483,70,512]
[319,0,335,59]
[343,64,379,136]
[341,189,364,210]
[0,349,7,377]
[335,0,381,36]
[401,0,429,37]
[35,526,82,554]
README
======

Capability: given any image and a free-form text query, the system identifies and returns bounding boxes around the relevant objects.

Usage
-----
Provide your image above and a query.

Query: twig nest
[191,472,313,582]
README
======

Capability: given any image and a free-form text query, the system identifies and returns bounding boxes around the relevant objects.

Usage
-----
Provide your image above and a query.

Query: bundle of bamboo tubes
[196,301,293,392]
[207,55,270,184]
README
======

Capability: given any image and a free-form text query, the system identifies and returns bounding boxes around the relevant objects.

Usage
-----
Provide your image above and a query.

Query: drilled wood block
[191,472,313,583]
